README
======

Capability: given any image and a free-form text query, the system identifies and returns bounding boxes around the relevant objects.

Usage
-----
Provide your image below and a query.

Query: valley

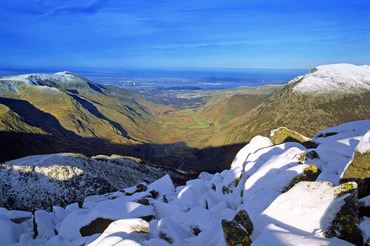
[0,64,369,245]
[0,64,369,173]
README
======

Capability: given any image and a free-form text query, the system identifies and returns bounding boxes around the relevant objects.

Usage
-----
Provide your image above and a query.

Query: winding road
[164,125,196,169]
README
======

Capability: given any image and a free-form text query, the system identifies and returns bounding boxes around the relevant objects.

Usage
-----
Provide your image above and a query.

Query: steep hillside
[201,64,370,168]
[0,72,165,163]
[1,64,368,172]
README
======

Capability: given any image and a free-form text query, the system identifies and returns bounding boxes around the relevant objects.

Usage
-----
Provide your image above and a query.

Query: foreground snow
[1,120,369,245]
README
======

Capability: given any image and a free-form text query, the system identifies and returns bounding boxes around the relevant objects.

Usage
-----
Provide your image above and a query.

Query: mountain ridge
[0,63,369,171]
[199,64,370,169]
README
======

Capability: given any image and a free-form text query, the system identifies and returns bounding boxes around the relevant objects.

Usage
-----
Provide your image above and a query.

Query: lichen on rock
[222,219,252,246]
[325,182,363,246]
[340,150,370,198]
[282,164,321,193]
[232,209,253,235]
[270,127,312,145]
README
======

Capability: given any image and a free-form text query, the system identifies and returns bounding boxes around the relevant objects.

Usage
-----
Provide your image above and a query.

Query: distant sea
[0,68,310,89]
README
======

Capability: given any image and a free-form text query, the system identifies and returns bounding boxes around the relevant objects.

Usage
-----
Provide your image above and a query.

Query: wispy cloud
[44,0,109,16]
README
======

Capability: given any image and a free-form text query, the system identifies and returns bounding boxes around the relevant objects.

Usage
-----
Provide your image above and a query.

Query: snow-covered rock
[88,218,150,245]
[292,63,370,94]
[35,210,55,240]
[253,224,354,246]
[0,215,24,245]
[340,129,370,198]
[1,120,369,245]
[254,181,362,243]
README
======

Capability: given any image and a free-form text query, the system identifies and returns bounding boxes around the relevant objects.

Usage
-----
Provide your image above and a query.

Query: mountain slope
[0,72,165,163]
[202,64,370,168]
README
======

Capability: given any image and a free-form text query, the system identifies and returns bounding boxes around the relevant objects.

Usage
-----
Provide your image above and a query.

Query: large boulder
[340,131,370,198]
[87,218,150,246]
[270,127,317,148]
[256,181,363,245]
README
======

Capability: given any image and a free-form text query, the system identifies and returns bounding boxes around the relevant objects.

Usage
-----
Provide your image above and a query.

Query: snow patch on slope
[292,63,370,94]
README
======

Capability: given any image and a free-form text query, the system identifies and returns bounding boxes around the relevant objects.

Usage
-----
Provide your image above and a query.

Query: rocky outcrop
[340,131,370,198]
[270,127,318,148]
[0,153,190,212]
[325,182,363,246]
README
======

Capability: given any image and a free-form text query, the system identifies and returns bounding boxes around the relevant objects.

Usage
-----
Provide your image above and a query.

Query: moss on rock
[232,210,253,235]
[282,165,321,192]
[298,150,320,164]
[340,151,370,198]
[222,219,252,246]
[325,182,363,246]
[270,127,311,145]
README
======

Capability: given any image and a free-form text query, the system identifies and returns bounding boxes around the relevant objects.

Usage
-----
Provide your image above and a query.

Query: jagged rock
[270,127,315,148]
[282,164,321,192]
[221,219,252,246]
[232,209,253,235]
[80,218,114,237]
[325,182,363,246]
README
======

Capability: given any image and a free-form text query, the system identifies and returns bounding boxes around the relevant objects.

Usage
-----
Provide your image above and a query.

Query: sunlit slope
[202,64,370,168]
[0,72,165,162]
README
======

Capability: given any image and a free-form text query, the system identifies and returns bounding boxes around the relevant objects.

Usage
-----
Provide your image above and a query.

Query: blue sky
[0,0,369,72]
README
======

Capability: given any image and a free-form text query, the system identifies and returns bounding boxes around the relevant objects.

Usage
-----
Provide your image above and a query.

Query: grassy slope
[0,79,168,163]
[2,73,368,172]
[202,80,370,169]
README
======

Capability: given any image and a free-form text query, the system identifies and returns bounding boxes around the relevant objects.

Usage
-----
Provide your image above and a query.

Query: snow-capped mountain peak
[292,63,370,94]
